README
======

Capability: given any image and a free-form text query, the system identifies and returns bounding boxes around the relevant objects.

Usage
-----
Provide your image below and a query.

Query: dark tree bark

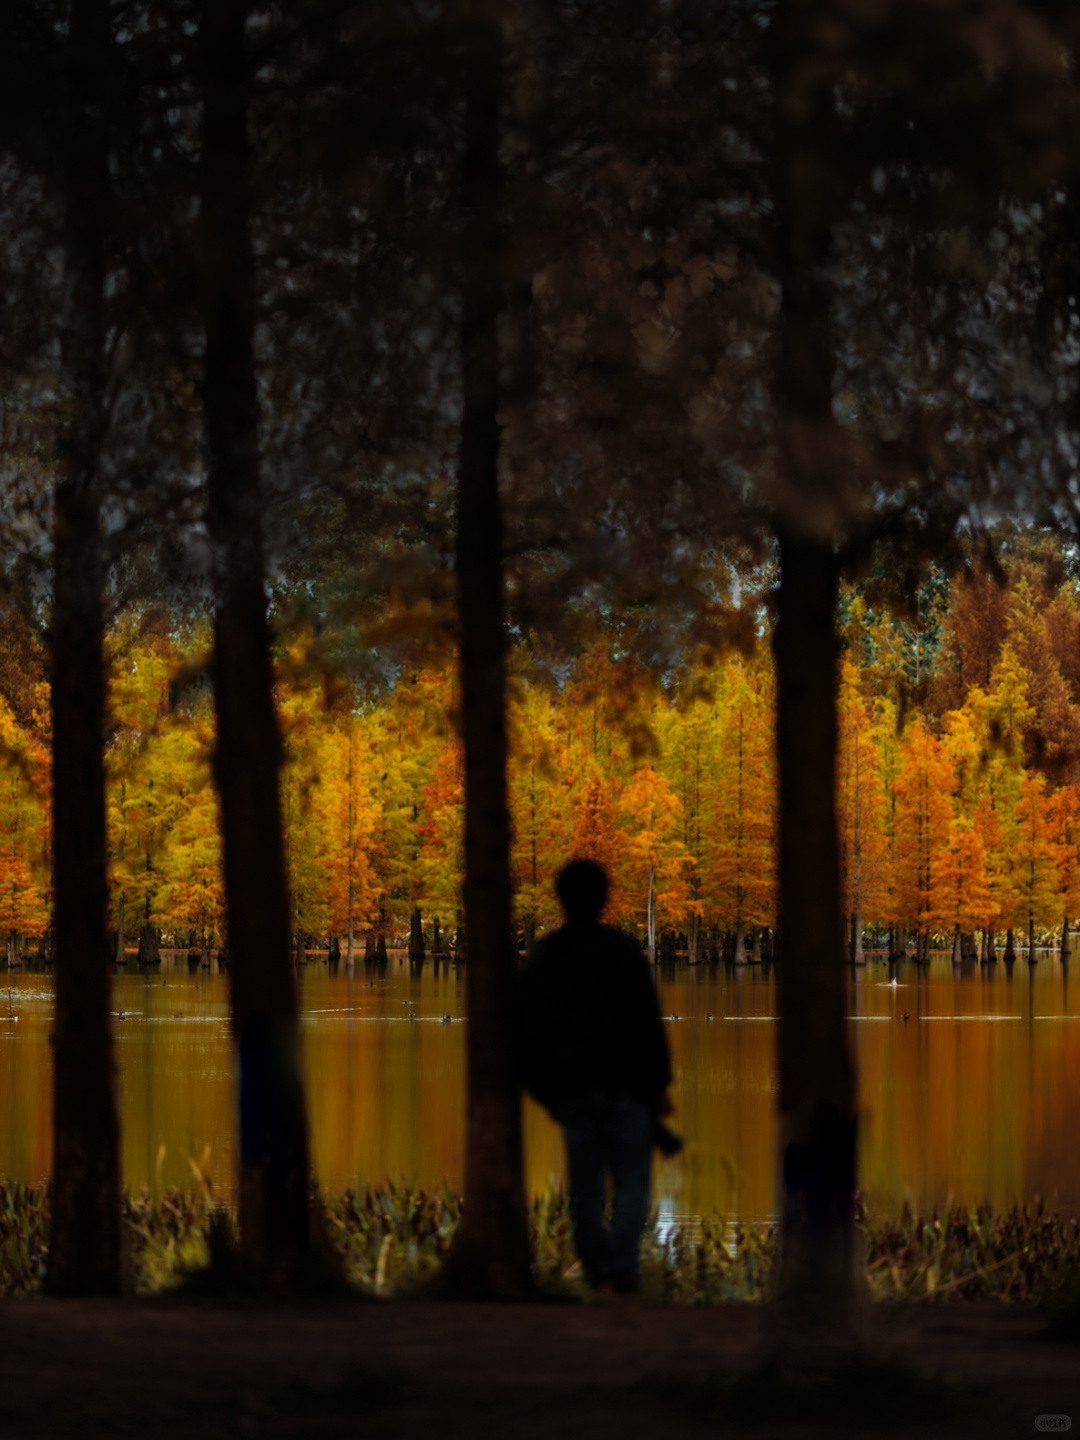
[408,906,426,962]
[773,538,856,1304]
[771,0,857,1307]
[436,8,532,1299]
[136,921,160,967]
[45,0,123,1297]
[200,0,312,1275]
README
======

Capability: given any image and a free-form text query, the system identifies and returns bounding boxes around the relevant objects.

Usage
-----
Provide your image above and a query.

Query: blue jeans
[558,1091,652,1291]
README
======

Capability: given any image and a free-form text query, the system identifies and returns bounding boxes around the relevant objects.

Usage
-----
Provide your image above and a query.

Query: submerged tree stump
[137,924,160,967]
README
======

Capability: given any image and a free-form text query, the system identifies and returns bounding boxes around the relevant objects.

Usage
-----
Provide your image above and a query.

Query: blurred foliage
[2,1181,1080,1304]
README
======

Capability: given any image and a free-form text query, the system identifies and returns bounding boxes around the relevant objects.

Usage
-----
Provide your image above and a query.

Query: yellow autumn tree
[324,709,383,961]
[703,656,775,963]
[1004,771,1061,959]
[615,766,693,961]
[893,719,953,958]
[837,657,887,961]
[0,696,49,953]
[508,679,573,938]
[930,815,992,958]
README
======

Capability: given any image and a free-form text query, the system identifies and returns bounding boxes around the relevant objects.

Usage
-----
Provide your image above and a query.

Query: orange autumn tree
[324,709,383,962]
[154,690,224,956]
[615,766,693,961]
[930,815,992,960]
[1047,784,1080,954]
[893,719,953,959]
[0,696,50,956]
[416,736,465,947]
[979,651,1035,955]
[106,614,184,952]
[703,656,775,964]
[371,667,453,947]
[508,679,573,939]
[278,677,333,950]
[1005,770,1061,959]
[655,678,724,962]
[570,769,623,911]
[837,657,887,963]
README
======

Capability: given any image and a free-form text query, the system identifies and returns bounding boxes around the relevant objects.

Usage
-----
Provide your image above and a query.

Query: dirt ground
[0,1297,1077,1438]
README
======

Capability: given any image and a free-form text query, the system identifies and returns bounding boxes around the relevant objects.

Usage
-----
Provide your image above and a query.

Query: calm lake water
[3,951,1080,1226]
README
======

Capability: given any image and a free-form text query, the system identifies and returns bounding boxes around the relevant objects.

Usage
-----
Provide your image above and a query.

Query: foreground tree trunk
[771,0,857,1307]
[200,0,312,1275]
[46,0,122,1297]
[437,8,532,1298]
[773,541,856,1305]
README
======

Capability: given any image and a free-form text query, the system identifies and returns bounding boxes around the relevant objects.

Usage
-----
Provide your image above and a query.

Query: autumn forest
[0,538,1076,970]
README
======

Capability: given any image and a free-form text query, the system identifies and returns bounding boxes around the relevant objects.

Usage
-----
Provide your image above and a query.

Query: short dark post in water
[408,907,425,962]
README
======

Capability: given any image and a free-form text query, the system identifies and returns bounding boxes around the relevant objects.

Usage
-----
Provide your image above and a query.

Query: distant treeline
[3,547,1080,963]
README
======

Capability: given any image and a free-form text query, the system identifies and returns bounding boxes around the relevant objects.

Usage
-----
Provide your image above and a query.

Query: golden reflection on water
[2,952,1080,1222]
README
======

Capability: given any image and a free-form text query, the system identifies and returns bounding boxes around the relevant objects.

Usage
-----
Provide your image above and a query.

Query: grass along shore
[1,1180,1079,1305]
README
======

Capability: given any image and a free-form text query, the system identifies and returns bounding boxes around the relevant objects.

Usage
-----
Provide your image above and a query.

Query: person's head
[556,859,609,923]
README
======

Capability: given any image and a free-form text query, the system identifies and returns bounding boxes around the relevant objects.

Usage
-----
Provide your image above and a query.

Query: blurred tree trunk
[773,537,856,1304]
[437,7,532,1299]
[46,0,123,1297]
[200,0,311,1276]
[772,0,857,1306]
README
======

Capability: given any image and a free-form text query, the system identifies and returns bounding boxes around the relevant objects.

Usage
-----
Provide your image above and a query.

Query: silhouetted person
[517,859,673,1294]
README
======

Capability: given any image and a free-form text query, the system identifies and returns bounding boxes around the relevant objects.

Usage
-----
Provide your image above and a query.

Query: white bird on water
[877,977,905,988]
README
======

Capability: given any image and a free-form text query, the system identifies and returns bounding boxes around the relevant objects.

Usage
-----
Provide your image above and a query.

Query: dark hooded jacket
[515,920,671,1114]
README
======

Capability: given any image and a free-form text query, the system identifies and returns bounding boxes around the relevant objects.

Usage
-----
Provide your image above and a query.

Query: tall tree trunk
[952,923,962,965]
[852,908,865,966]
[200,0,311,1275]
[771,0,856,1307]
[734,916,747,967]
[1005,927,1016,961]
[687,909,700,964]
[773,536,856,1304]
[1062,916,1070,960]
[1029,916,1037,964]
[409,906,425,962]
[987,924,997,962]
[46,0,122,1296]
[437,8,531,1298]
